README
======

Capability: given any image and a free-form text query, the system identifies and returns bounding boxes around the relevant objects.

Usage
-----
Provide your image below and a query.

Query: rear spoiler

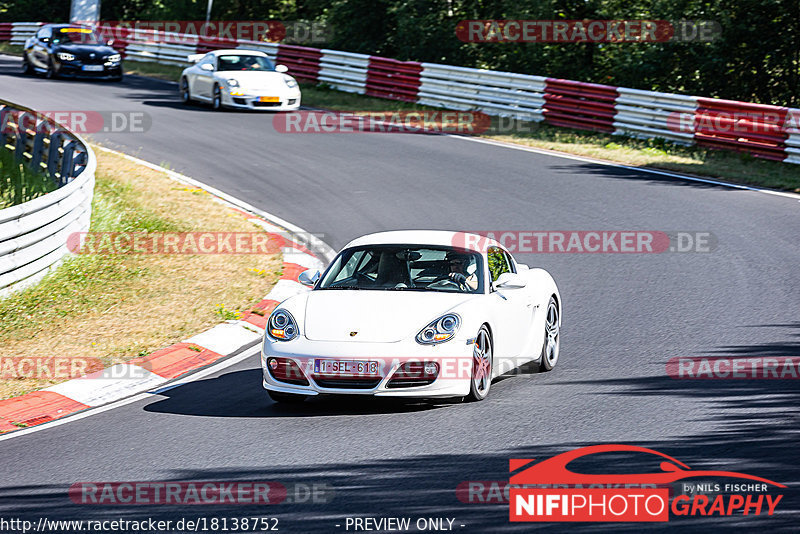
[187,53,205,63]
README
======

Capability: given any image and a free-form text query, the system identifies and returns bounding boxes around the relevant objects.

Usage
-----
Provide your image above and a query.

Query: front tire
[539,296,560,372]
[44,57,56,79]
[180,77,191,104]
[267,390,307,404]
[21,54,33,75]
[211,84,223,110]
[467,326,493,401]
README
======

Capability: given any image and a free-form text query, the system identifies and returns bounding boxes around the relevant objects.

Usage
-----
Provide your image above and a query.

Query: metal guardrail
[0,100,95,296]
[419,63,546,122]
[613,88,698,145]
[6,22,800,163]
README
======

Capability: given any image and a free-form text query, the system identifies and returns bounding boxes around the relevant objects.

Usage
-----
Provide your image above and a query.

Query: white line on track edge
[450,135,800,202]
[0,346,259,443]
[0,146,337,442]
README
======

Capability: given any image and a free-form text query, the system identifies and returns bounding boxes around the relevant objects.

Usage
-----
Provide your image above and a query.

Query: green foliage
[0,149,58,209]
[1,0,796,105]
[0,0,69,22]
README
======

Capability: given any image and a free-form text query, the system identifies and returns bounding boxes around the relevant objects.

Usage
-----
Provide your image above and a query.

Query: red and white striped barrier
[366,57,422,102]
[5,22,799,163]
[543,78,618,132]
[0,153,325,434]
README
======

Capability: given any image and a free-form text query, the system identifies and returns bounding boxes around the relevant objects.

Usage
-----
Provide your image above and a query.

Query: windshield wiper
[323,285,363,290]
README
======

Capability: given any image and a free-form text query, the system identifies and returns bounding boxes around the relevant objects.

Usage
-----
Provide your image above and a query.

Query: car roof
[204,49,269,57]
[46,24,91,30]
[342,230,503,254]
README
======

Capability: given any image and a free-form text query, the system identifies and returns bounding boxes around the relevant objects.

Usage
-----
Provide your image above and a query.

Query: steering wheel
[430,273,467,291]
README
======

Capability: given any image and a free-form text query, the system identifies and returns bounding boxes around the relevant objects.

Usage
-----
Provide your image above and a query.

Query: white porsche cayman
[261,231,561,403]
[179,49,301,111]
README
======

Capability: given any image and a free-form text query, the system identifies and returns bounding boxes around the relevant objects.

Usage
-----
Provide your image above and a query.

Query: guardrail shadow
[547,161,753,192]
[0,430,795,533]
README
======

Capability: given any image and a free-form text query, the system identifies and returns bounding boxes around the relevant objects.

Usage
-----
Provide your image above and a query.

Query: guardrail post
[0,98,96,296]
[47,131,64,182]
[60,141,77,185]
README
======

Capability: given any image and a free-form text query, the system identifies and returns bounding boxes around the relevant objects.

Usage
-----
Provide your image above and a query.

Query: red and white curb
[0,147,332,435]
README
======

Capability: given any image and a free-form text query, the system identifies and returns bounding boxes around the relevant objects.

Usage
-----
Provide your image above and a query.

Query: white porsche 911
[261,231,561,403]
[179,49,301,111]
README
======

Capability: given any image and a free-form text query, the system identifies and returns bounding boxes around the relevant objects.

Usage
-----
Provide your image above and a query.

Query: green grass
[0,42,23,56]
[298,84,800,192]
[485,122,800,192]
[0,150,60,209]
[123,60,185,82]
[79,60,800,192]
[0,171,183,335]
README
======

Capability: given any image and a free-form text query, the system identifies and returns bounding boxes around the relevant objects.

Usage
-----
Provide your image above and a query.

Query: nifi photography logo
[509,445,785,522]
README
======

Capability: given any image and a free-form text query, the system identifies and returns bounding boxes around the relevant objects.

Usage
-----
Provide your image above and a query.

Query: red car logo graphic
[510,444,786,487]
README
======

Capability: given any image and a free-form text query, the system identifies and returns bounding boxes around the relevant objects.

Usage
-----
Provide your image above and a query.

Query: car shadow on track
[142,368,450,418]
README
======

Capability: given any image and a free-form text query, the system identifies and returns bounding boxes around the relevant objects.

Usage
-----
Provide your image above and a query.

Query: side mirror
[106,38,115,47]
[200,63,214,72]
[298,269,320,287]
[493,272,526,290]
[275,64,288,73]
[41,37,50,44]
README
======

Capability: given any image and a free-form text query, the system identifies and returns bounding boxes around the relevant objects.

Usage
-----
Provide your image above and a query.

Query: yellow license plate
[258,97,280,103]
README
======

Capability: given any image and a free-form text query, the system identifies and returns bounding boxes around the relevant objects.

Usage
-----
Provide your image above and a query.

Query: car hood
[302,290,479,343]
[216,70,289,90]
[55,44,117,58]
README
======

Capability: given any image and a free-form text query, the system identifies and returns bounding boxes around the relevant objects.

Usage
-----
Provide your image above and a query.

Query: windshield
[216,54,275,72]
[318,245,484,293]
[52,28,101,45]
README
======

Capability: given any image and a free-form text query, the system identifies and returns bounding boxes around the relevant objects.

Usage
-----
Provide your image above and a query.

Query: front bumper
[222,91,301,111]
[56,61,123,79]
[261,335,474,398]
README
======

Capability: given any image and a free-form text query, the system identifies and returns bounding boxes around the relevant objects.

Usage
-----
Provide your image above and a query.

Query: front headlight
[226,78,239,87]
[57,52,75,61]
[283,75,298,89]
[416,313,461,345]
[267,309,299,341]
[106,53,121,63]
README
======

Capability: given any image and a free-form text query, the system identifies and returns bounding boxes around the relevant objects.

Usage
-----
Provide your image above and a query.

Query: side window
[502,250,516,273]
[487,246,511,282]
[199,54,214,69]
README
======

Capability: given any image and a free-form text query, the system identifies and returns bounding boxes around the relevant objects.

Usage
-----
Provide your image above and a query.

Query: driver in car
[445,252,479,291]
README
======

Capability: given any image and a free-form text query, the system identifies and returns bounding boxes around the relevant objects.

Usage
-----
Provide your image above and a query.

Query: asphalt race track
[1,54,799,531]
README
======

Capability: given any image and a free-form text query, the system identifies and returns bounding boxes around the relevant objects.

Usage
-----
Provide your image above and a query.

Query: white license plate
[314,359,379,376]
[82,65,104,72]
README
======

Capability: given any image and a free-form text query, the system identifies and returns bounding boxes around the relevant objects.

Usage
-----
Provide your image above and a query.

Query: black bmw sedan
[22,24,123,81]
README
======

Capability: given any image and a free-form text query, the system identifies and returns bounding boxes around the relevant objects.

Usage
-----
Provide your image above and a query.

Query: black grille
[254,100,281,108]
[313,377,381,389]
[386,377,436,389]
